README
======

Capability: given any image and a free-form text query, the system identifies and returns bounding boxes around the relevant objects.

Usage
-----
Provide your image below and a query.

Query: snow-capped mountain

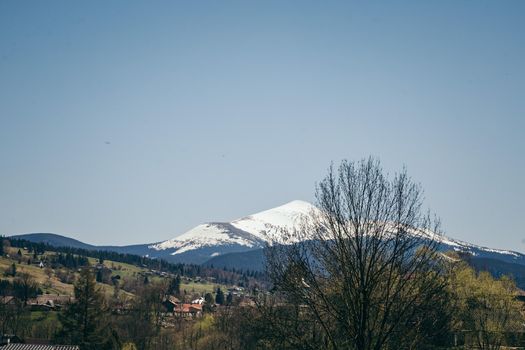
[146,199,523,265]
[149,200,317,261]
[11,200,525,268]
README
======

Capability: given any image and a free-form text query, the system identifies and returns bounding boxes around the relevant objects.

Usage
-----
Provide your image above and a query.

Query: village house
[191,297,205,305]
[0,335,22,346]
[27,295,73,311]
[238,298,257,307]
[227,286,245,296]
[160,294,203,318]
[173,303,203,318]
[30,260,45,268]
[0,296,16,306]
[162,295,181,313]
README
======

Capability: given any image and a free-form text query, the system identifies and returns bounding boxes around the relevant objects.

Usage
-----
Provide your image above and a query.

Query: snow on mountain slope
[406,227,519,258]
[11,201,525,268]
[150,200,317,255]
[152,222,265,255]
[230,200,318,243]
[149,199,523,264]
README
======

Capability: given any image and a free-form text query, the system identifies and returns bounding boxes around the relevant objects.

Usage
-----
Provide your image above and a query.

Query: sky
[0,1,524,250]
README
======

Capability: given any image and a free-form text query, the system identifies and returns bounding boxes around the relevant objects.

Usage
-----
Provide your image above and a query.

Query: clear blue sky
[1,1,523,249]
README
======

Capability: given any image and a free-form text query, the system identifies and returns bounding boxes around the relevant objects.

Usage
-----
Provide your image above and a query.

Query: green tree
[215,287,225,305]
[203,292,214,312]
[2,239,10,256]
[57,268,114,349]
[10,263,16,277]
[168,275,181,295]
[96,269,103,283]
[449,262,523,350]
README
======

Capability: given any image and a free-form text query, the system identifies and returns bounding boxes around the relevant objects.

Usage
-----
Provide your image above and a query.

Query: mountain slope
[10,233,97,250]
[9,233,156,259]
[203,241,525,272]
[204,249,266,271]
[148,200,318,263]
[469,257,525,288]
[150,199,525,265]
[9,200,525,268]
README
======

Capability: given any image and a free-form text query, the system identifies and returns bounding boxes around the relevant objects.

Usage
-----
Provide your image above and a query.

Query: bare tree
[123,281,168,350]
[265,158,451,350]
[16,272,37,306]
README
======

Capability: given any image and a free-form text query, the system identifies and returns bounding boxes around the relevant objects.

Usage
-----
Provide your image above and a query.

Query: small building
[239,298,256,307]
[27,295,73,311]
[0,335,22,346]
[191,297,205,305]
[174,303,203,318]
[162,295,181,313]
[30,260,44,268]
[0,297,16,306]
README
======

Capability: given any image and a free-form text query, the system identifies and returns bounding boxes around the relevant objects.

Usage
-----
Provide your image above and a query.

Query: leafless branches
[265,157,450,350]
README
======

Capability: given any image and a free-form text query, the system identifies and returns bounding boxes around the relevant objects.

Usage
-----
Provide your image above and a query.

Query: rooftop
[0,345,79,350]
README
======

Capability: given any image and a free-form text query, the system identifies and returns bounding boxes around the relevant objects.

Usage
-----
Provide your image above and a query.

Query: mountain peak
[150,200,318,255]
[150,200,525,267]
[235,199,317,222]
[273,199,316,212]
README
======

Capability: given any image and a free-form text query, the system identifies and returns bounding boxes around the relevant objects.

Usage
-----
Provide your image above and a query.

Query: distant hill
[3,236,257,299]
[10,233,97,250]
[10,232,525,289]
[9,233,156,259]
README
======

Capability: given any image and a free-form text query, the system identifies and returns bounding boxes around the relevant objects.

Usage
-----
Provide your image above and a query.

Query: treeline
[3,257,523,350]
[6,237,266,286]
[7,237,187,273]
[50,252,90,269]
[238,258,524,350]
[0,278,42,300]
[1,267,255,349]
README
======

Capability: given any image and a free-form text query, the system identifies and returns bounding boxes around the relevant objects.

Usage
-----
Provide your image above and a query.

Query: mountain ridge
[8,200,525,267]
